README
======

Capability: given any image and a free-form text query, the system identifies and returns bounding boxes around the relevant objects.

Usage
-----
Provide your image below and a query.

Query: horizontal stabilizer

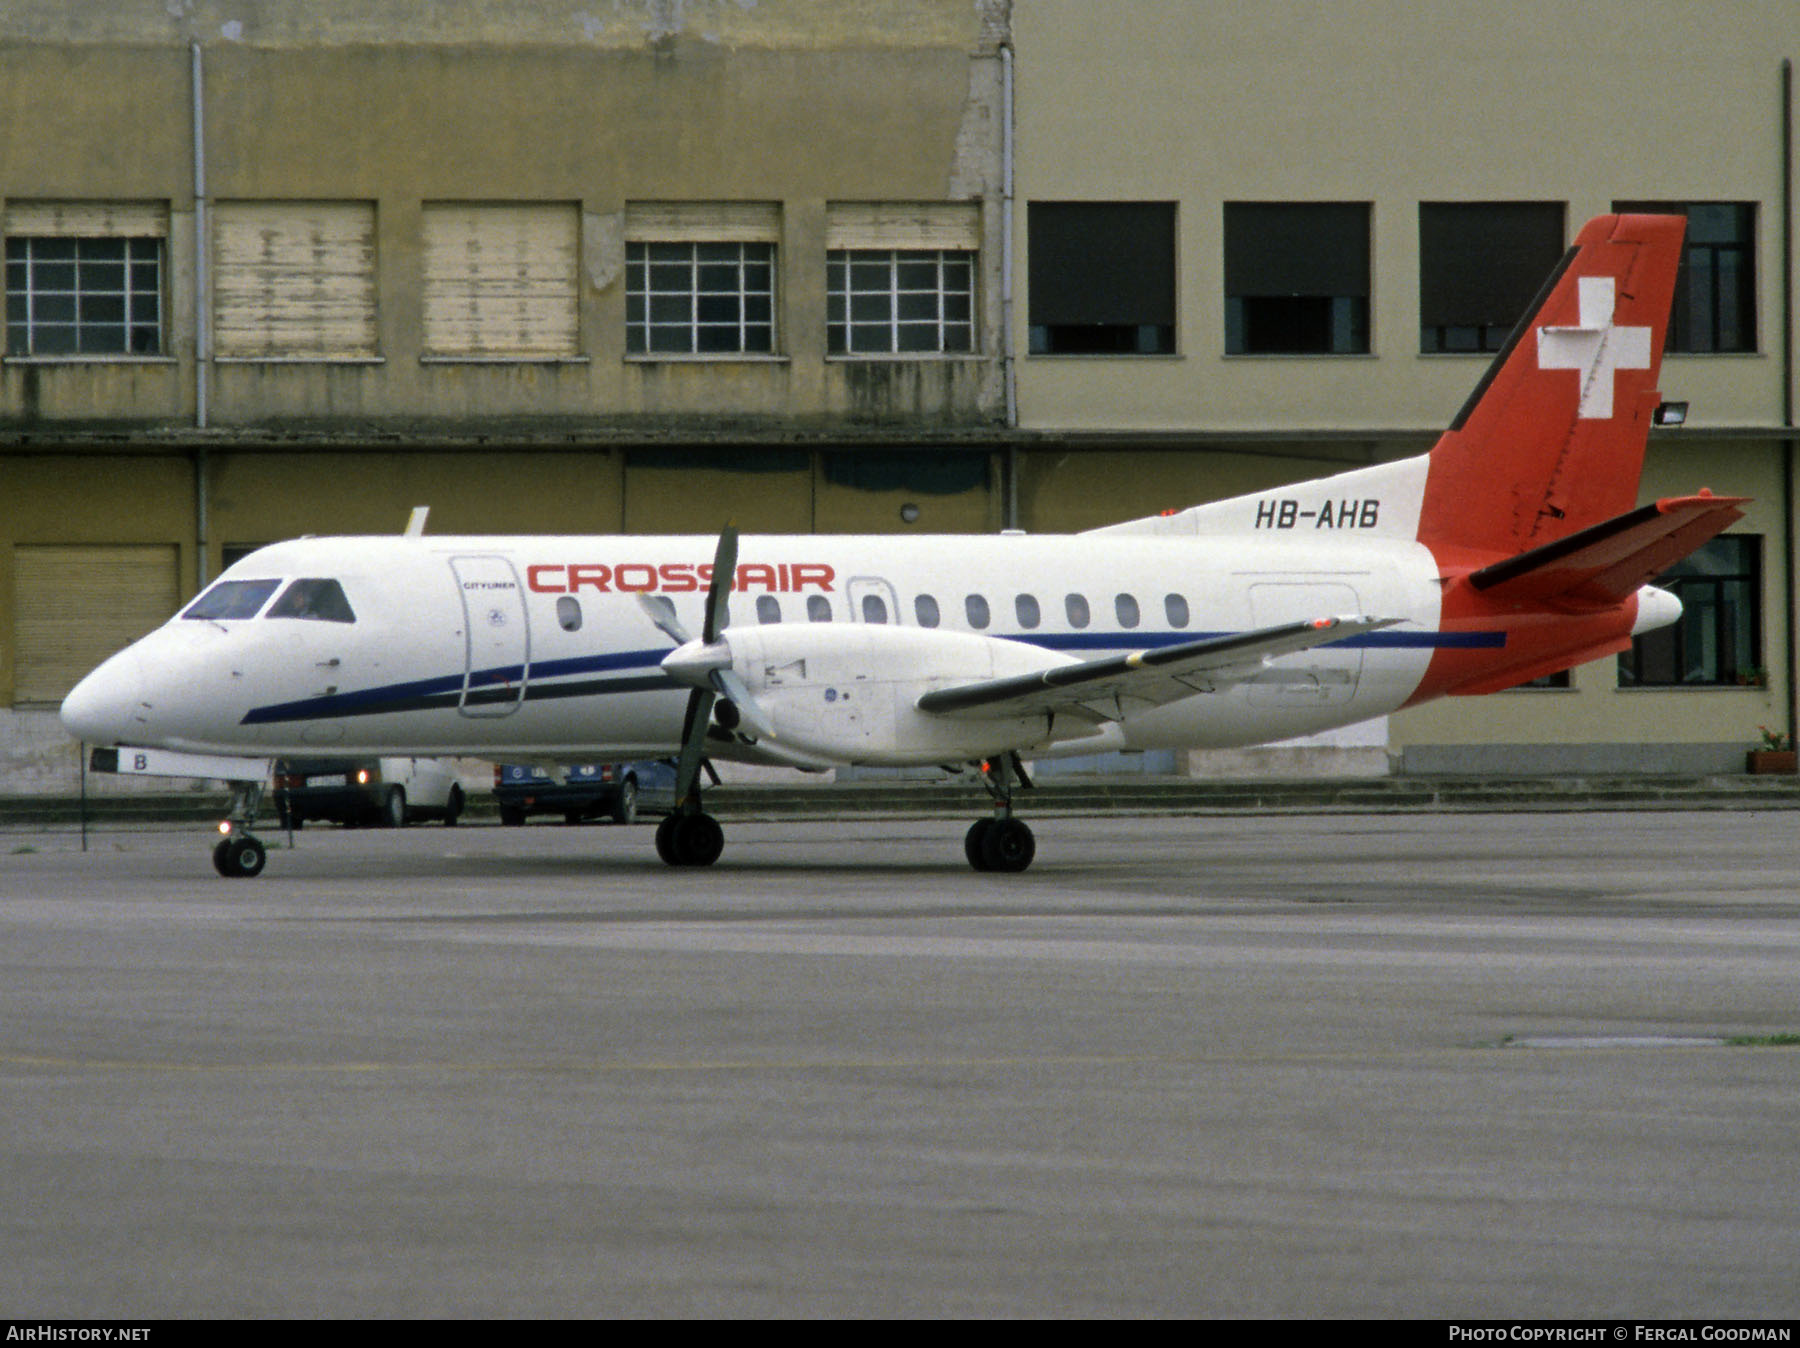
[1467,492,1748,605]
[916,615,1398,724]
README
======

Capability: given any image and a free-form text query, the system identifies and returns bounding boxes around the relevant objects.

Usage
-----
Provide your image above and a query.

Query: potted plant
[1747,726,1797,775]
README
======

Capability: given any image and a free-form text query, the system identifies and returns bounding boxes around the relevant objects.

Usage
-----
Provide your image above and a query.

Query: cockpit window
[182,578,282,621]
[266,578,356,623]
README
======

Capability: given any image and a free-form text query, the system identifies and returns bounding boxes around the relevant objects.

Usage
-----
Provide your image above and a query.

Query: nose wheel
[213,779,268,878]
[213,833,267,877]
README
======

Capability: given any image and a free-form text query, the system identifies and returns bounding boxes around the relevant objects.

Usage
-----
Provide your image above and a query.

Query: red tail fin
[1417,214,1686,557]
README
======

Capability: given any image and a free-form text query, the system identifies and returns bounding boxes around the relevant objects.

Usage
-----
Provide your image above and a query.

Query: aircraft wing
[914,616,1400,725]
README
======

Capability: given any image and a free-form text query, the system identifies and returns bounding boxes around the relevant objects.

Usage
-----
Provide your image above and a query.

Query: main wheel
[654,814,680,864]
[212,834,267,878]
[657,812,724,867]
[381,787,406,828]
[442,784,464,826]
[979,818,1035,873]
[964,818,994,871]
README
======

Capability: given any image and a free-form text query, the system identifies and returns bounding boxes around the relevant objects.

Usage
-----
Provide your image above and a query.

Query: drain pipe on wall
[1000,41,1019,530]
[191,41,209,434]
[191,42,211,590]
[1781,59,1796,752]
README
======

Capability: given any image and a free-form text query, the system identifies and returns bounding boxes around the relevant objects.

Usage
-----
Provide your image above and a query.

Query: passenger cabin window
[914,594,941,627]
[965,594,990,629]
[556,596,583,632]
[1115,593,1140,629]
[1165,593,1190,628]
[756,595,781,624]
[1015,594,1041,629]
[1065,593,1090,628]
[182,578,281,621]
[861,593,889,624]
[807,594,832,622]
[266,578,356,623]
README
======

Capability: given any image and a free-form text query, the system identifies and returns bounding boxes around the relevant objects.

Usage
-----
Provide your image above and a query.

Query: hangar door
[12,544,180,705]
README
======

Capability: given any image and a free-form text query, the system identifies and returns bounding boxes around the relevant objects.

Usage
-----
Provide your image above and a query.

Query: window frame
[5,234,166,358]
[1618,535,1763,688]
[1224,202,1371,356]
[1613,200,1757,355]
[1418,201,1566,355]
[827,247,975,356]
[624,239,777,357]
[1027,201,1177,357]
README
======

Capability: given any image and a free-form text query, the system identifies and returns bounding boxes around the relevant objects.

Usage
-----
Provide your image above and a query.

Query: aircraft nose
[60,646,148,744]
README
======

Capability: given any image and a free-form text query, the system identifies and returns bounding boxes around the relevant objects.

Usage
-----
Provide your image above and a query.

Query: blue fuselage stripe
[238,629,1504,725]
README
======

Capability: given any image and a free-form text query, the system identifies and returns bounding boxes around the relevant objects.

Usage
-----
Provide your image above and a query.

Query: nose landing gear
[212,779,268,878]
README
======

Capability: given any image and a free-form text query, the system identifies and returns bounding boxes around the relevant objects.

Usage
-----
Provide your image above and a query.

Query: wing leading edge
[914,616,1401,725]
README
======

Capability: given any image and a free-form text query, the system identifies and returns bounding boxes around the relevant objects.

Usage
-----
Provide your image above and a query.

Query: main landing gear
[964,753,1036,873]
[212,779,268,878]
[655,808,725,868]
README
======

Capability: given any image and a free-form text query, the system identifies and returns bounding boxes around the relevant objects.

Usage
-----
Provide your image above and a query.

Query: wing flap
[914,616,1399,722]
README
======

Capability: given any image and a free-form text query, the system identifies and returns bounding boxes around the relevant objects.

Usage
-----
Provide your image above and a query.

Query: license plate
[308,774,347,787]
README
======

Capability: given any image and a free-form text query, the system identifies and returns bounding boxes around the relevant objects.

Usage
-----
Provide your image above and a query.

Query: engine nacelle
[718,623,1076,765]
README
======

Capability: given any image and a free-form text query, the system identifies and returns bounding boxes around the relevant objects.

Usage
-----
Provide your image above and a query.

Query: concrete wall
[1010,0,1796,437]
[1,0,1010,430]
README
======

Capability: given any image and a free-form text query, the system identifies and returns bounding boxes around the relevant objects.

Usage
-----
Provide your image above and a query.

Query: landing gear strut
[965,754,1036,873]
[212,779,268,878]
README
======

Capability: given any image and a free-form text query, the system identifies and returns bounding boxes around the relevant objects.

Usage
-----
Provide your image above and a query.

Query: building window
[625,241,774,355]
[1419,202,1565,353]
[826,202,980,356]
[213,201,379,359]
[4,201,168,357]
[828,250,973,355]
[623,201,781,359]
[421,203,580,359]
[1027,202,1176,355]
[1618,536,1762,687]
[1225,203,1370,354]
[1613,201,1756,354]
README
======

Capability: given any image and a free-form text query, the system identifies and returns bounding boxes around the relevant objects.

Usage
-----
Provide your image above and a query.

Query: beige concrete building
[1,0,1795,786]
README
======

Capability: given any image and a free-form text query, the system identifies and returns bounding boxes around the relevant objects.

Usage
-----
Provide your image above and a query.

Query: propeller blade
[636,593,690,645]
[669,523,737,812]
[672,685,716,811]
[703,523,738,644]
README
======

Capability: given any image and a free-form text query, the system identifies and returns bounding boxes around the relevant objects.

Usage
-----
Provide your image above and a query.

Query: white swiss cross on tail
[1534,275,1652,420]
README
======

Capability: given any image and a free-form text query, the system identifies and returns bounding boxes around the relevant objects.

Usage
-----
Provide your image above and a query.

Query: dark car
[492,761,673,826]
[273,757,465,829]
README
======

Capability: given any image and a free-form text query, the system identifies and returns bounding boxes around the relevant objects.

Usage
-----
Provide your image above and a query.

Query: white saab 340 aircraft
[62,214,1745,877]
